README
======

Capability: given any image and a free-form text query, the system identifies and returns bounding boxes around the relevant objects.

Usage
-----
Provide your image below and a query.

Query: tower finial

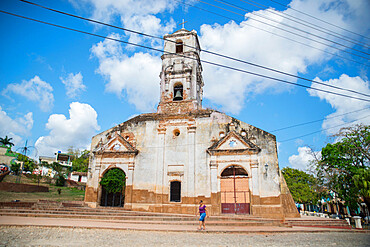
[179,19,187,29]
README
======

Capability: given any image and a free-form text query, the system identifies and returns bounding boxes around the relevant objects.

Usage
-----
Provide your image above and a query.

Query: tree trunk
[363,196,370,215]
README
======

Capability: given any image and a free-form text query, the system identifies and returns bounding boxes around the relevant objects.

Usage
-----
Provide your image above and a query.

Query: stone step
[287,222,349,227]
[285,219,350,228]
[0,210,279,224]
[0,212,285,226]
[0,207,273,222]
[0,203,351,229]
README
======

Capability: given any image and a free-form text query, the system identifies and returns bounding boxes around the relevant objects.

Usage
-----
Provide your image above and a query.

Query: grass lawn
[0,174,85,202]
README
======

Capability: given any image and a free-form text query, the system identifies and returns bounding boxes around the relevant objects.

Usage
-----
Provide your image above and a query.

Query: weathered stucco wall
[85,110,291,217]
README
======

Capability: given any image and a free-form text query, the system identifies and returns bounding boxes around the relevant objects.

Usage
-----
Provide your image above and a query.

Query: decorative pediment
[207,131,260,156]
[93,132,138,157]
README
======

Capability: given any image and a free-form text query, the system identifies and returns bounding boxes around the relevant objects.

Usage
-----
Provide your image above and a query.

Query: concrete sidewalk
[0,216,366,233]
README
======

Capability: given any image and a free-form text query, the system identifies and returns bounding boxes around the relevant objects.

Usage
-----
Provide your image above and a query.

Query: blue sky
[0,0,369,170]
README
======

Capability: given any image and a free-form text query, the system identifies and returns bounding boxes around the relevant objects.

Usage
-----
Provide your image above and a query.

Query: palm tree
[0,136,14,147]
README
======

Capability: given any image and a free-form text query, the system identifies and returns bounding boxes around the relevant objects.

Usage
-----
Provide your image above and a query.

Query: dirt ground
[0,226,369,247]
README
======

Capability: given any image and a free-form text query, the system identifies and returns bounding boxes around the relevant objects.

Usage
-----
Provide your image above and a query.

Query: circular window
[219,132,225,138]
[125,136,130,140]
[229,140,237,147]
[173,129,180,137]
[241,131,247,136]
[113,144,120,150]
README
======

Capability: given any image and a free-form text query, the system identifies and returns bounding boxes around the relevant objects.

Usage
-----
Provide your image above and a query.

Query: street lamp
[264,163,268,175]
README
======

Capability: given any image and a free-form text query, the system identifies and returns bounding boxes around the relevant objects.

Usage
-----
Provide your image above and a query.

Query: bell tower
[157,29,204,114]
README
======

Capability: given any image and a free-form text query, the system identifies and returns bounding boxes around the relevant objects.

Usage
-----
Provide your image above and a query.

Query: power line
[215,0,369,54]
[279,114,370,142]
[238,0,370,49]
[19,0,370,98]
[269,0,370,41]
[270,107,370,133]
[198,0,369,59]
[175,0,369,67]
[1,9,370,104]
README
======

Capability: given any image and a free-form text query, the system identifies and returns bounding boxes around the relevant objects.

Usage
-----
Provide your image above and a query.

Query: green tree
[67,147,79,160]
[17,154,37,173]
[0,136,14,147]
[282,167,321,204]
[43,161,66,186]
[353,168,370,210]
[10,162,21,175]
[55,174,66,186]
[100,168,126,193]
[315,124,369,211]
[72,150,89,172]
[48,162,63,174]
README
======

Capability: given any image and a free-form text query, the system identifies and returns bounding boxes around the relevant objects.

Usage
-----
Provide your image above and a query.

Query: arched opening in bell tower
[173,83,183,101]
[175,39,183,53]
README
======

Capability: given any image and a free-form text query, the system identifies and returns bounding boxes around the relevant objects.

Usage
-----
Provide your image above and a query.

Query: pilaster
[156,125,166,209]
[187,125,196,201]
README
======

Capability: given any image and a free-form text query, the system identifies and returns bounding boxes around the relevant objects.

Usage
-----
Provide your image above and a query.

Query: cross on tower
[179,19,188,29]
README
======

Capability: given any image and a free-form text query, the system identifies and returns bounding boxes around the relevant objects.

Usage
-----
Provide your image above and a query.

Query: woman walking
[198,200,208,230]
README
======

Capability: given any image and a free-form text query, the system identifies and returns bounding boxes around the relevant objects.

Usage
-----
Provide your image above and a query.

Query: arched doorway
[220,165,250,214]
[100,168,126,207]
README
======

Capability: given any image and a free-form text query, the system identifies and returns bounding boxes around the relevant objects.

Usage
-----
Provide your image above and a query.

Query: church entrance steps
[285,217,351,229]
[0,212,283,227]
[0,205,285,227]
[0,216,360,233]
[0,205,352,229]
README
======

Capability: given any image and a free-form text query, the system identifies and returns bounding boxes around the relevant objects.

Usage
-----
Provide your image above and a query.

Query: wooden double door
[220,166,250,214]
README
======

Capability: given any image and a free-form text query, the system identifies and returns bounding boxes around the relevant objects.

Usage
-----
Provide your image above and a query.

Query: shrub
[55,175,66,187]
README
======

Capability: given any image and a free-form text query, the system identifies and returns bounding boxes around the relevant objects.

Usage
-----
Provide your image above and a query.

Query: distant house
[38,152,74,178]
[69,171,87,183]
[55,152,73,169]
[38,156,56,177]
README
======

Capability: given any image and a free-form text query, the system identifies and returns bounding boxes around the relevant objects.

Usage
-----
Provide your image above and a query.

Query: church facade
[84,29,299,218]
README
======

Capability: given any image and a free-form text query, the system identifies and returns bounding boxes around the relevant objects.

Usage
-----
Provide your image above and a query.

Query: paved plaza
[0,226,369,247]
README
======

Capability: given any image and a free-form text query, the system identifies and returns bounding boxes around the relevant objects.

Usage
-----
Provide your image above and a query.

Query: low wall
[0,202,35,208]
[0,182,49,192]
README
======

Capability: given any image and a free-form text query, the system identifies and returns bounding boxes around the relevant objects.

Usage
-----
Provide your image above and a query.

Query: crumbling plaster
[87,110,281,204]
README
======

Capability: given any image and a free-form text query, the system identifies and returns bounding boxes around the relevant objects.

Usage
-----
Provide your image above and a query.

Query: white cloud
[60,72,86,98]
[2,76,54,112]
[71,0,176,21]
[308,74,370,135]
[35,102,100,156]
[198,0,369,114]
[289,146,320,171]
[81,0,369,114]
[91,33,161,111]
[0,107,33,146]
[123,14,176,49]
[71,0,176,47]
